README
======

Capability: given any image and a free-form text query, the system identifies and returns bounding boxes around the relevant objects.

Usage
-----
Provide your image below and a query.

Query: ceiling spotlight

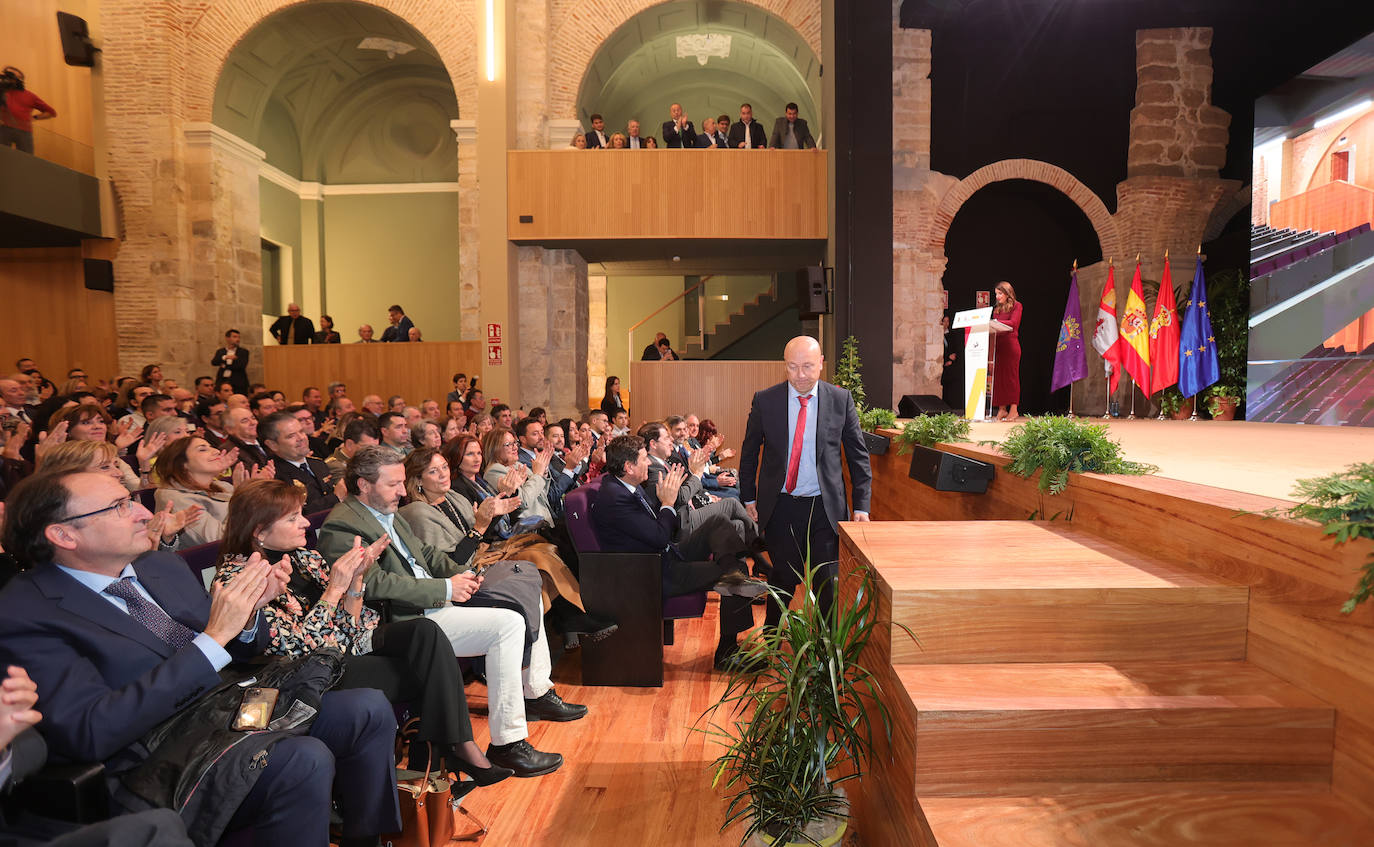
[1314,99,1372,129]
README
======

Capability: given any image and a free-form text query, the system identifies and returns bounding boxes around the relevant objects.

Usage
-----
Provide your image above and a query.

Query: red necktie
[784,395,810,493]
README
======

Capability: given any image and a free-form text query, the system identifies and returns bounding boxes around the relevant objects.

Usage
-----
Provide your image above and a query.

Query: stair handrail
[627,275,715,380]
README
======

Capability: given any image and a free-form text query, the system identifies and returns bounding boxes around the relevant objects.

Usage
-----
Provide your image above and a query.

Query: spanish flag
[1119,261,1151,391]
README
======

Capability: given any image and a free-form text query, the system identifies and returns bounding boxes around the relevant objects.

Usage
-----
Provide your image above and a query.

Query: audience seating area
[1250,222,1373,278]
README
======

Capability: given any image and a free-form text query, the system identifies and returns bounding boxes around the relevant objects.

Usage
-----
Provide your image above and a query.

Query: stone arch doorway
[562,0,822,132]
[208,1,471,345]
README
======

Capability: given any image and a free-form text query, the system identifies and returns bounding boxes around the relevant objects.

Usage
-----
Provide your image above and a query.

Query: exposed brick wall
[1128,28,1229,179]
[546,0,822,120]
[1252,154,1269,226]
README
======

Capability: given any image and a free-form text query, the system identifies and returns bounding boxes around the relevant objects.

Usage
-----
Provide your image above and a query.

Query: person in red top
[1,67,57,155]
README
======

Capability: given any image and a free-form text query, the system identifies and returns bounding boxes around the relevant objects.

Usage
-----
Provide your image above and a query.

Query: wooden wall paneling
[1269,180,1374,234]
[262,342,484,407]
[628,360,782,467]
[508,151,827,240]
[8,0,97,174]
[0,247,118,379]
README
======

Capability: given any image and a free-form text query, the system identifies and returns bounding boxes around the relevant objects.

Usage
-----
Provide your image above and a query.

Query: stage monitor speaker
[83,259,113,292]
[795,267,829,318]
[908,444,994,494]
[56,13,98,67]
[899,394,955,417]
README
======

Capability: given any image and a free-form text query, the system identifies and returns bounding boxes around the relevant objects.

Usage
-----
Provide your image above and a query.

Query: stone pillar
[1128,28,1229,179]
[587,273,607,406]
[514,0,549,150]
[547,119,583,150]
[891,17,957,409]
[517,247,588,417]
[451,119,481,339]
[183,124,267,388]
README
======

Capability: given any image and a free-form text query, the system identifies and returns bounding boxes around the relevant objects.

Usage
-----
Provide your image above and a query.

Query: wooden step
[920,789,1371,847]
[850,522,1248,663]
[898,662,1335,793]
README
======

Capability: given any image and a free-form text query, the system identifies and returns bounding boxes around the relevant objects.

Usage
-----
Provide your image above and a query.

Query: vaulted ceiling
[577,0,821,138]
[213,1,459,183]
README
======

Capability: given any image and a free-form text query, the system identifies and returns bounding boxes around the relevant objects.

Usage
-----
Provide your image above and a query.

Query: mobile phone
[231,687,280,731]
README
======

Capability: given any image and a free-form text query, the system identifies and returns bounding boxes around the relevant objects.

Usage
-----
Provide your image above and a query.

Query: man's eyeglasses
[58,497,134,524]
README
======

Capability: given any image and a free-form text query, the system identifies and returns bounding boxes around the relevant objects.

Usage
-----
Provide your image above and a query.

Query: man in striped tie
[740,335,872,630]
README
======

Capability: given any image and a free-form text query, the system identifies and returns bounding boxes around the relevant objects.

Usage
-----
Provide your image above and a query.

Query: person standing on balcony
[269,303,315,345]
[728,103,767,149]
[696,117,725,148]
[0,68,56,155]
[661,103,697,148]
[769,102,816,150]
[584,114,608,149]
[381,305,414,342]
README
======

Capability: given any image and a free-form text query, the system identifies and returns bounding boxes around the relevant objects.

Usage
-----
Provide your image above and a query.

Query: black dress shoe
[713,572,768,598]
[485,739,564,778]
[562,613,619,649]
[525,689,588,722]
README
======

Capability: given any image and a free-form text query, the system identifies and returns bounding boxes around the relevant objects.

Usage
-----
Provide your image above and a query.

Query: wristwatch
[346,588,365,598]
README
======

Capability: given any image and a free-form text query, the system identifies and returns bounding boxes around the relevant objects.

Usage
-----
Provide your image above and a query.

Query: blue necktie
[104,576,197,651]
[635,488,658,518]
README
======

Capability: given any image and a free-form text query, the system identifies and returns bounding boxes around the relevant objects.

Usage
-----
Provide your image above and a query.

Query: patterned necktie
[104,576,197,651]
[635,488,659,518]
[784,396,811,493]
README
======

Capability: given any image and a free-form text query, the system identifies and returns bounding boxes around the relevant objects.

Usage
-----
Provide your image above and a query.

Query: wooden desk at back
[263,342,484,408]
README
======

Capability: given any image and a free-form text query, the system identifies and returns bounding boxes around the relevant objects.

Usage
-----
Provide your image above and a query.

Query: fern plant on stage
[994,415,1158,494]
[896,413,970,453]
[1274,462,1374,614]
[859,406,897,433]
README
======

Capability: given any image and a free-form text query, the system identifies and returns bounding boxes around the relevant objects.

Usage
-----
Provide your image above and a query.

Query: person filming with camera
[0,68,57,155]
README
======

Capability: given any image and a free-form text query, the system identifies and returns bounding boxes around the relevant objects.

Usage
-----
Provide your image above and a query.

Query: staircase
[682,283,797,359]
[846,521,1372,846]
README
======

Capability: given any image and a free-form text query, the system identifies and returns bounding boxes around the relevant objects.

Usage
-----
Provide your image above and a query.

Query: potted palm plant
[699,557,909,846]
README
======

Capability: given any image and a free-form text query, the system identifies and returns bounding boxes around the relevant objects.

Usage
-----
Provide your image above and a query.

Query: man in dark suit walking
[0,471,400,847]
[769,102,816,149]
[740,335,871,629]
[727,103,768,149]
[592,436,765,670]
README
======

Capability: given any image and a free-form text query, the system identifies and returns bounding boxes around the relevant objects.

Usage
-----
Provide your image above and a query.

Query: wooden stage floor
[955,418,1374,502]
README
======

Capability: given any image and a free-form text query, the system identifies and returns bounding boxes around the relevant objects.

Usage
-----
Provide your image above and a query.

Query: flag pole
[1102,368,1111,419]
[1068,258,1077,418]
[1127,375,1137,419]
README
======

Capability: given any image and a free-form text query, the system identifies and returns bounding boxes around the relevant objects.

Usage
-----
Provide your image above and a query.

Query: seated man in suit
[637,422,760,562]
[0,471,400,847]
[769,102,817,149]
[695,117,725,148]
[661,103,697,149]
[591,435,764,671]
[222,407,271,471]
[514,417,588,519]
[317,446,582,777]
[325,417,380,480]
[727,103,768,149]
[259,411,343,515]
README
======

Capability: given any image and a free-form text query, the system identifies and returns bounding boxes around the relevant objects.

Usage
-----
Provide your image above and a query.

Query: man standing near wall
[739,335,871,629]
[269,303,315,345]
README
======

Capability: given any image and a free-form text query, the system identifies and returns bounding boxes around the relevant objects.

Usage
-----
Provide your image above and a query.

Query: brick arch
[930,159,1120,259]
[548,0,822,120]
[183,0,478,123]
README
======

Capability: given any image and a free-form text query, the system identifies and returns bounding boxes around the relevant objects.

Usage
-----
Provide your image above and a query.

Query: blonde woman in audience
[609,132,627,149]
[56,404,155,491]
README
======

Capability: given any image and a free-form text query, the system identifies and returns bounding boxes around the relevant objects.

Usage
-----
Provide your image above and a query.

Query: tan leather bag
[381,723,487,846]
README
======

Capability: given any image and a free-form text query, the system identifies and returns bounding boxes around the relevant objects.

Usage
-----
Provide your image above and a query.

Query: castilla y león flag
[1148,256,1180,395]
[1092,264,1123,393]
[1051,267,1088,392]
[1118,261,1151,391]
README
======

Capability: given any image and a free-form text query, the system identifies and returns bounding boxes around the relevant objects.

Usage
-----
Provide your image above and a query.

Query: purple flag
[1051,269,1089,392]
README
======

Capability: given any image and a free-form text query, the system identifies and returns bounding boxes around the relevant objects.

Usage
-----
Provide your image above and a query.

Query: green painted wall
[322,193,462,341]
[607,275,688,388]
[258,178,304,310]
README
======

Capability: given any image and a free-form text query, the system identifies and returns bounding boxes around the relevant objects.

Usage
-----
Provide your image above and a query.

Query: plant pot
[862,430,890,455]
[1210,397,1238,421]
[753,818,848,847]
[1169,398,1194,420]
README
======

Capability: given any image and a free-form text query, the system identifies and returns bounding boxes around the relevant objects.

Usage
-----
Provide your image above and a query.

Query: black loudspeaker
[795,266,829,318]
[83,259,113,292]
[57,13,98,68]
[899,394,954,417]
[908,444,994,493]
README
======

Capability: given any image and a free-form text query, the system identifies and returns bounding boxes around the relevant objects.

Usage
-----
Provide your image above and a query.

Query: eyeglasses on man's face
[59,496,135,524]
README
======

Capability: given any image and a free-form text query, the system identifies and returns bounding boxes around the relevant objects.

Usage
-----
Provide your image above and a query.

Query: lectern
[952,307,1012,422]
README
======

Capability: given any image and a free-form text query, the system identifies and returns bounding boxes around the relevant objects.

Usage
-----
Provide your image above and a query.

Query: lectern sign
[954,308,993,421]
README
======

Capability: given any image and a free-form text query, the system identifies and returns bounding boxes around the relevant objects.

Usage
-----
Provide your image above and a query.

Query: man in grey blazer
[739,335,871,629]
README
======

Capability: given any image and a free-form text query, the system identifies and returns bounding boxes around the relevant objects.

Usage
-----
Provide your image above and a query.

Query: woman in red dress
[991,280,1022,421]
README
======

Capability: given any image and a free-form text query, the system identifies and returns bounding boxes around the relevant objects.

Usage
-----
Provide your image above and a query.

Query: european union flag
[1177,257,1219,398]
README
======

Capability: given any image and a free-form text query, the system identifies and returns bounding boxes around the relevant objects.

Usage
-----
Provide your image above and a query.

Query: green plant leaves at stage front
[896,413,970,453]
[994,415,1158,494]
[1273,462,1374,614]
[859,406,897,433]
